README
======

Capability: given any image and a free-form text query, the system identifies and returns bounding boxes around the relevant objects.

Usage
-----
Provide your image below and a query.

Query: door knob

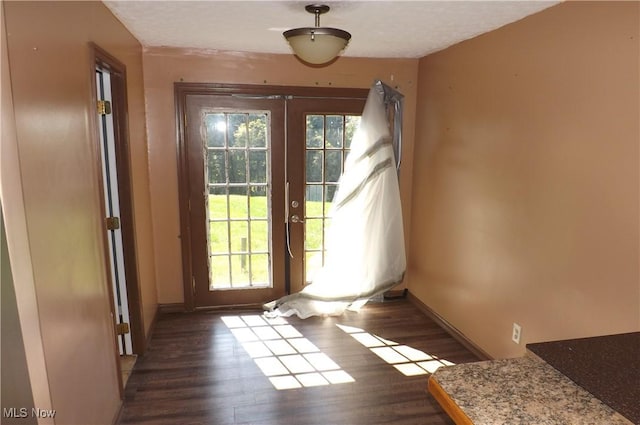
[290,215,303,223]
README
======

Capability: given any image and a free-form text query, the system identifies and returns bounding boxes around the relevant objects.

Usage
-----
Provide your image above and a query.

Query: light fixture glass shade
[284,28,350,64]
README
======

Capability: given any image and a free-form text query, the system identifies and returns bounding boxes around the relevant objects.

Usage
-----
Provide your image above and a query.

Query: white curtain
[265,83,406,318]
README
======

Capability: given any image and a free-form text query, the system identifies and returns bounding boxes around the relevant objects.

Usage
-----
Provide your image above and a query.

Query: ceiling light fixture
[283,4,351,65]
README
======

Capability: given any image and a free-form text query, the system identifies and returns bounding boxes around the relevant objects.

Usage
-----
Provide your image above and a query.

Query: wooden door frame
[175,83,368,311]
[185,95,288,307]
[90,43,145,358]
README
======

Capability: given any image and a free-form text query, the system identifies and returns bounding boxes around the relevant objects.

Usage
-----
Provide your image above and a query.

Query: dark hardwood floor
[118,299,479,425]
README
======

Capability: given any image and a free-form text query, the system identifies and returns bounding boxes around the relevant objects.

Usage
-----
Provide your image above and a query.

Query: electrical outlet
[512,323,522,344]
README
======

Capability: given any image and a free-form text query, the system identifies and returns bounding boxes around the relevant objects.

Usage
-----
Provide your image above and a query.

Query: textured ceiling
[103,1,560,59]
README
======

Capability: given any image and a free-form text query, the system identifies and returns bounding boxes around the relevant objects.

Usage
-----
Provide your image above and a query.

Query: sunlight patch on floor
[336,324,455,376]
[222,315,355,390]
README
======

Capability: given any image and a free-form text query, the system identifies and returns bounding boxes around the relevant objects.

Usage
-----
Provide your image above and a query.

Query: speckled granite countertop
[431,355,633,424]
[527,332,639,424]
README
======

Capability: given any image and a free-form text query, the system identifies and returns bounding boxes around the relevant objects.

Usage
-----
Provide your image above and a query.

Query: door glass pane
[229,221,249,253]
[325,115,344,148]
[304,219,322,250]
[306,115,324,148]
[228,114,248,147]
[207,151,227,184]
[306,151,323,183]
[305,185,323,218]
[208,186,228,220]
[205,113,226,148]
[229,151,247,183]
[249,187,267,218]
[250,254,270,286]
[229,187,249,219]
[248,113,268,148]
[250,221,268,252]
[324,185,338,214]
[325,151,342,183]
[345,116,361,148]
[209,222,229,254]
[205,111,271,290]
[249,151,267,183]
[230,255,250,288]
[304,113,360,284]
[210,255,231,288]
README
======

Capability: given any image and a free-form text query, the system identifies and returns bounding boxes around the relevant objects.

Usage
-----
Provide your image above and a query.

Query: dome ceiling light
[283,4,351,65]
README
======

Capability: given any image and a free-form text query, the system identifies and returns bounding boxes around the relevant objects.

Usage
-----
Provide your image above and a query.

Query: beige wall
[2,1,156,423]
[1,211,36,425]
[2,2,55,421]
[143,48,419,304]
[409,1,640,358]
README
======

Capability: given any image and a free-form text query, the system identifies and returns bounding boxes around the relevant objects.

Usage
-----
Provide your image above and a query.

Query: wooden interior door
[92,44,145,357]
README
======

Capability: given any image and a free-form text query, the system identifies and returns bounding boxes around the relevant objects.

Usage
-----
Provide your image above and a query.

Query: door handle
[290,215,304,223]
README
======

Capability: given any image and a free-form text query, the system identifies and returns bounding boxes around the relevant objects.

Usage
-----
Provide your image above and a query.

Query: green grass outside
[208,194,328,288]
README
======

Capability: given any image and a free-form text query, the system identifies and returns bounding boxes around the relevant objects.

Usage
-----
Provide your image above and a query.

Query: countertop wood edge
[428,375,474,425]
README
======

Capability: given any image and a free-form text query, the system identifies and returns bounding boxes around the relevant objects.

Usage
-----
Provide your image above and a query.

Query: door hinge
[97,100,112,115]
[115,322,130,335]
[106,216,120,230]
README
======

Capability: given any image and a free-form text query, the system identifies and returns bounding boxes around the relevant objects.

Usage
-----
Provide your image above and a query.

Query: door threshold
[194,303,265,312]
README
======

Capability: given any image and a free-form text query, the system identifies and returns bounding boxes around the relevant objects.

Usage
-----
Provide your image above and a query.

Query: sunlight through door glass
[336,324,455,376]
[222,315,354,390]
